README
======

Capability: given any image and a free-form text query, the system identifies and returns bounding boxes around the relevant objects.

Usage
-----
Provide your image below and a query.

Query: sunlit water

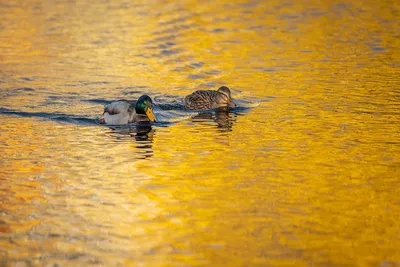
[1,0,399,266]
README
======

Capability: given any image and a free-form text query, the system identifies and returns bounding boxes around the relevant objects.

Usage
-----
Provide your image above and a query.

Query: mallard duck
[184,86,236,110]
[99,95,156,124]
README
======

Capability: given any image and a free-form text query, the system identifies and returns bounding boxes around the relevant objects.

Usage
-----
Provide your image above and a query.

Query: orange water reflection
[1,0,399,266]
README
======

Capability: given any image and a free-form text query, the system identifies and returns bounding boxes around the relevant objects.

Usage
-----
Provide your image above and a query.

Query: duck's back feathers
[184,90,219,110]
[102,100,141,124]
[184,86,236,110]
[104,101,135,115]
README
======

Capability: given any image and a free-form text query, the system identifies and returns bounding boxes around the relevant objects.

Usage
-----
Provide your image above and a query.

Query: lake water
[1,0,399,266]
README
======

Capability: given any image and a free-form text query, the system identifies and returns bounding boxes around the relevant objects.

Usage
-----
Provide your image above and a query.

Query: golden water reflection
[1,0,399,266]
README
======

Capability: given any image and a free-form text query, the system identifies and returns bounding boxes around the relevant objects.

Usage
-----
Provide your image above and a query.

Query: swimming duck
[184,86,236,110]
[99,95,156,124]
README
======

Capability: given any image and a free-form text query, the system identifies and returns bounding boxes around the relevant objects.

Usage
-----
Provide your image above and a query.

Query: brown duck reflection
[191,108,237,131]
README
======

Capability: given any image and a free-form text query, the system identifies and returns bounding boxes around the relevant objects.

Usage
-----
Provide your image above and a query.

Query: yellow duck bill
[146,107,157,122]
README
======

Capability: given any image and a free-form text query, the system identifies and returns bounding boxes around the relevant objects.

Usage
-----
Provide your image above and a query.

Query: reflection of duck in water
[191,108,236,131]
[99,95,156,124]
[109,124,154,141]
[107,125,155,158]
[184,86,236,110]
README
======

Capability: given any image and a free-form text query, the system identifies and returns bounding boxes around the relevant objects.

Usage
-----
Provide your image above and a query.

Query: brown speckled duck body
[184,86,236,110]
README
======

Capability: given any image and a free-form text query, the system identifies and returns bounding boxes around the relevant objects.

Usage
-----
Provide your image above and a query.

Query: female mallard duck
[99,95,156,124]
[184,86,236,110]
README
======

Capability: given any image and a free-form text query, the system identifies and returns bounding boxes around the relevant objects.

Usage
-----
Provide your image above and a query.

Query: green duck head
[217,86,236,107]
[135,95,156,122]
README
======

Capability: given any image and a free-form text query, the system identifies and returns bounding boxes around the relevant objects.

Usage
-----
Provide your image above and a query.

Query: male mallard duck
[99,95,156,124]
[184,86,236,110]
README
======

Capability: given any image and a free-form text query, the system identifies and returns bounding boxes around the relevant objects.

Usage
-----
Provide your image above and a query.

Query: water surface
[1,0,399,266]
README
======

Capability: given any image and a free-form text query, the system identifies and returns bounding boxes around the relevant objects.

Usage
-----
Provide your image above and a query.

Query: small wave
[0,108,99,125]
[82,99,113,105]
[234,100,261,108]
[0,87,37,98]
